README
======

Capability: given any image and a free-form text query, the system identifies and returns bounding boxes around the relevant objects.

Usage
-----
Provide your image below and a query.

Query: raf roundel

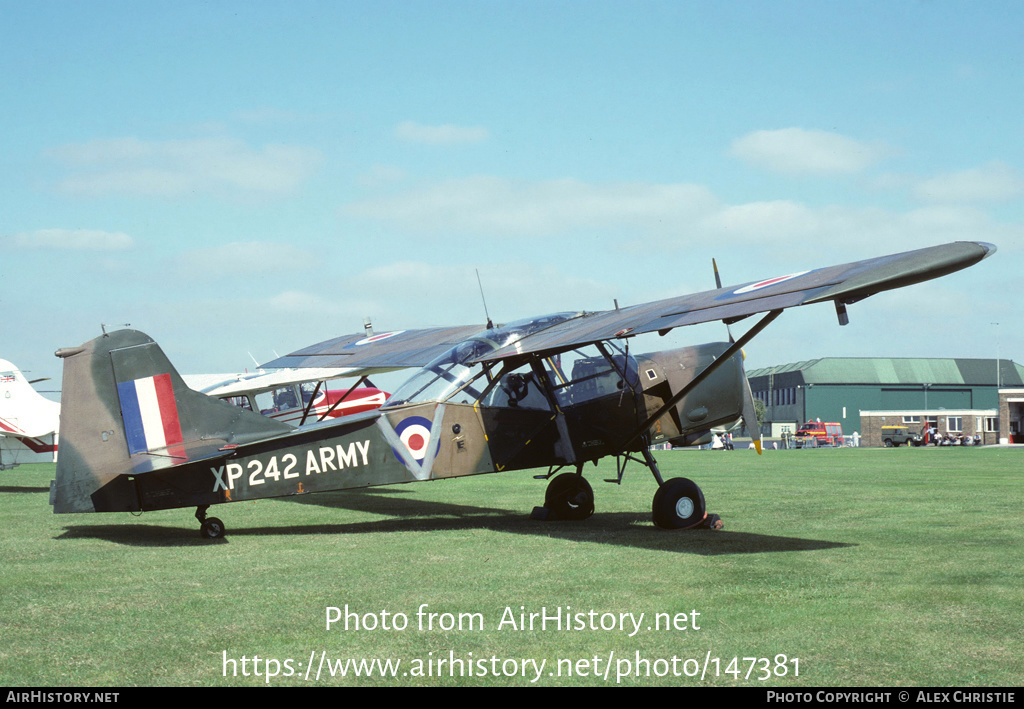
[394,416,436,463]
[349,331,406,348]
[731,271,812,295]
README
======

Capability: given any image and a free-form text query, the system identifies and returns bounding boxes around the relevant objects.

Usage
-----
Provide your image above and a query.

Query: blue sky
[3,1,1021,388]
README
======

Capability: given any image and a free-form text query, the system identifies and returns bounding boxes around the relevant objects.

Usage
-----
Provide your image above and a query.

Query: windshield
[385,312,580,406]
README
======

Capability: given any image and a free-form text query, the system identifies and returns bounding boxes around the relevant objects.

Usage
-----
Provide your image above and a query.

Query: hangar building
[746,357,1024,444]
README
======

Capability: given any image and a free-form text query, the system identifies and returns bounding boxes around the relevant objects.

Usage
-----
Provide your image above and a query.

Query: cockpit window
[382,312,642,411]
[385,313,579,406]
[479,363,551,410]
[256,385,301,413]
[385,338,495,405]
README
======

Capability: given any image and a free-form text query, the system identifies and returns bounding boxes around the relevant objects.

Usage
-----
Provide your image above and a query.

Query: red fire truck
[793,420,845,447]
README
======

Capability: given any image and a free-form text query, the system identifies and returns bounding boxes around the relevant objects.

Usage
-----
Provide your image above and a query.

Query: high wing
[261,324,488,371]
[264,241,995,369]
[477,241,995,361]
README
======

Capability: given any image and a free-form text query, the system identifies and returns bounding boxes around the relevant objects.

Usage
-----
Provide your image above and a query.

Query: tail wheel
[544,473,595,521]
[652,477,706,529]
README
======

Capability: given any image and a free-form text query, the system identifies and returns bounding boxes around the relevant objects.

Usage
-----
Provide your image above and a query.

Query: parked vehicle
[794,421,844,447]
[881,425,922,447]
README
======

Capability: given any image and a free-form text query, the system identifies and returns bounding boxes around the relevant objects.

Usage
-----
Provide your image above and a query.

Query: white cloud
[267,290,350,314]
[243,260,616,334]
[7,228,133,250]
[172,241,316,281]
[703,200,822,239]
[395,121,490,145]
[344,259,617,324]
[912,161,1024,204]
[356,165,408,187]
[46,137,324,198]
[342,177,719,236]
[730,128,890,175]
[702,201,1015,259]
[340,173,1020,269]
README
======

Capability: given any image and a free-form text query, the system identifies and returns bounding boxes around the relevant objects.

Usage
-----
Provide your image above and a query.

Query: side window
[219,395,253,411]
[484,363,551,410]
[300,382,322,404]
[542,345,637,408]
[255,386,300,413]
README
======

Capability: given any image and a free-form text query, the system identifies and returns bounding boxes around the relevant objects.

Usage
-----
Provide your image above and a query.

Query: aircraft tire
[652,477,706,529]
[200,517,226,539]
[544,473,594,521]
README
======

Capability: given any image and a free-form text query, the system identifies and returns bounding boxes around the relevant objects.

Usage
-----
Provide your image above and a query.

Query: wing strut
[298,381,325,426]
[622,308,782,451]
[298,375,374,426]
[315,375,372,423]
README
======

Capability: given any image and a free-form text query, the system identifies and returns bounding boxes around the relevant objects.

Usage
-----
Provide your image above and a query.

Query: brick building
[998,389,1024,444]
[859,409,999,447]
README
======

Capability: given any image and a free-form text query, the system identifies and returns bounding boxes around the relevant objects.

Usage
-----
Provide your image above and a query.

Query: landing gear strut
[196,505,226,539]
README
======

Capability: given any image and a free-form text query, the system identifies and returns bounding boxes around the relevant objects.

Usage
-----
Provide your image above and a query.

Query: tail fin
[51,329,291,513]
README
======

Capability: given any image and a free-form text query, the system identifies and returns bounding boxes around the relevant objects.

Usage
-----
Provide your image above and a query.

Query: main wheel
[652,477,706,529]
[200,517,226,539]
[544,473,595,521]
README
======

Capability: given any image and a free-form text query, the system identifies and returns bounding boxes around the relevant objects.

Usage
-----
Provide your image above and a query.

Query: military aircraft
[1,359,60,469]
[49,241,995,538]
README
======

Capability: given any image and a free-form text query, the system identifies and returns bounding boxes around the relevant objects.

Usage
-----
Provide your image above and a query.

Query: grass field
[2,446,1021,687]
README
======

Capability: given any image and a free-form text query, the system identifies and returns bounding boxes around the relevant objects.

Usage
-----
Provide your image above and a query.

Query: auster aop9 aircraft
[50,241,995,538]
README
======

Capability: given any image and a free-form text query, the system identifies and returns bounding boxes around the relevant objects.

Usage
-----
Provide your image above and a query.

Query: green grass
[2,447,1021,686]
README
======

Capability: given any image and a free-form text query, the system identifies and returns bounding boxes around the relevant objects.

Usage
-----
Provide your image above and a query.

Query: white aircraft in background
[1,358,388,469]
[183,369,389,427]
[0,359,60,469]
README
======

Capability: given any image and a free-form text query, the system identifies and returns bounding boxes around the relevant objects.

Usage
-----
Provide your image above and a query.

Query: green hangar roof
[746,358,1024,387]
